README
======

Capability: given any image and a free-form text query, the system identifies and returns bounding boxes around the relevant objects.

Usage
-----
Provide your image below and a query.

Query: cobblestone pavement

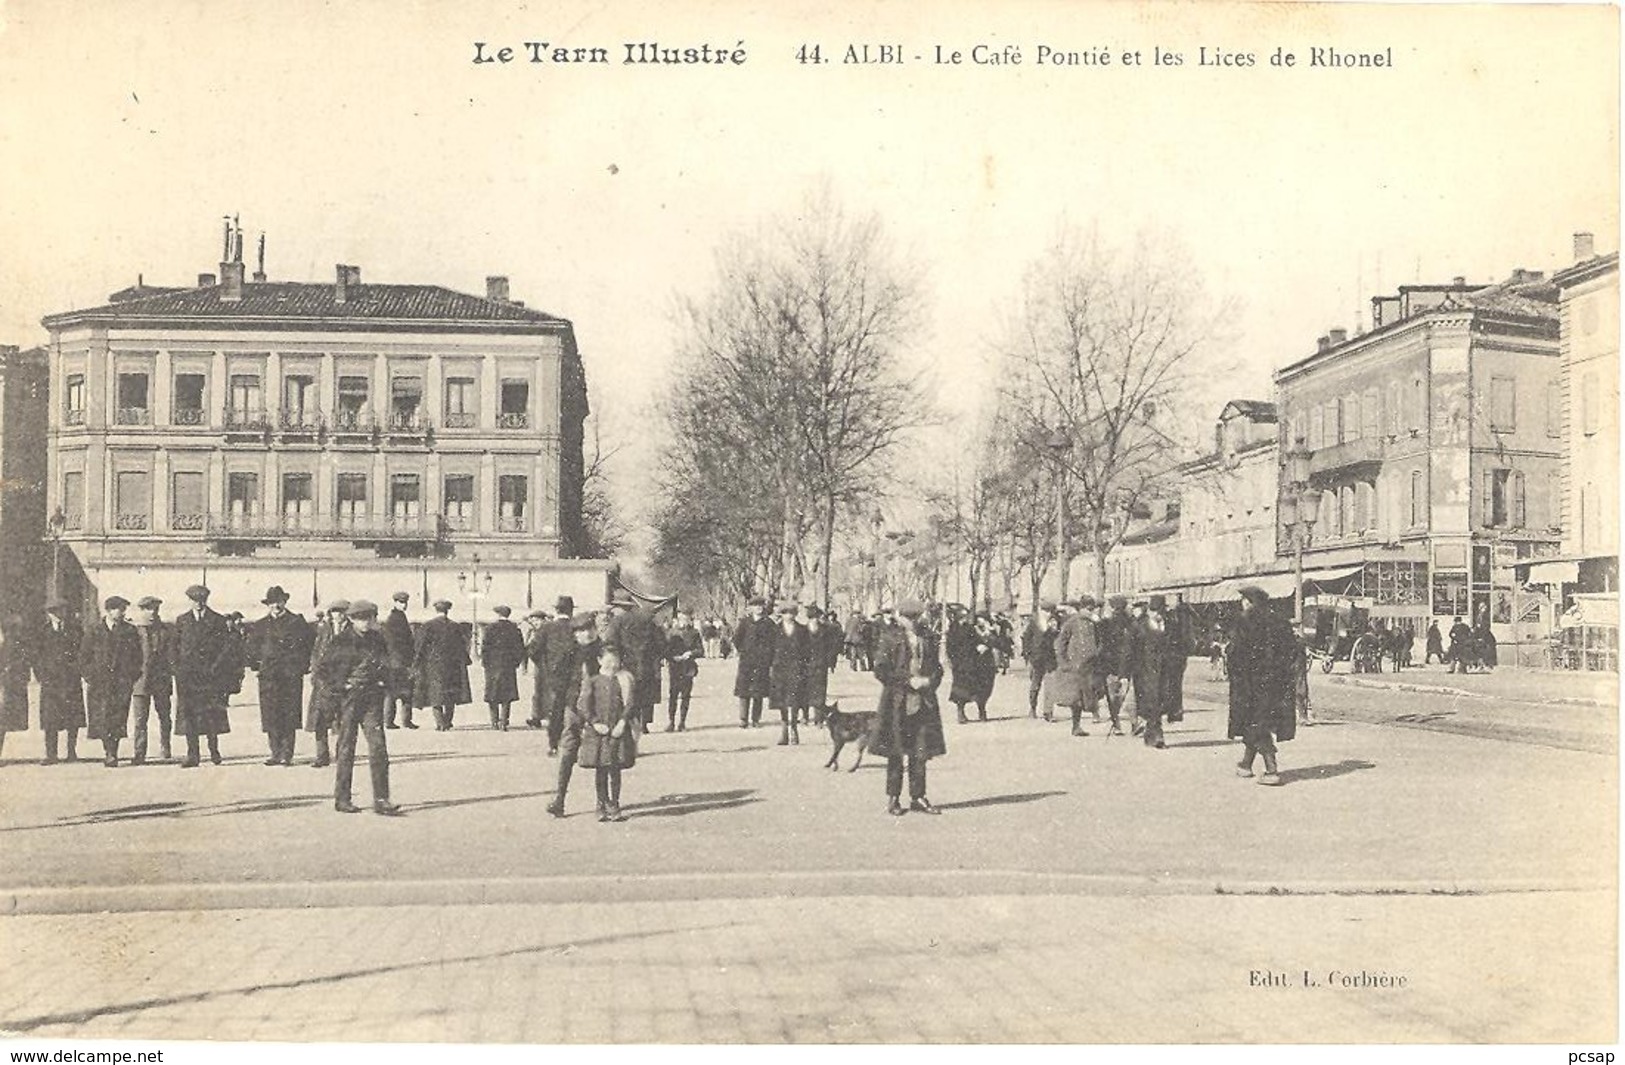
[0,661,1615,1043]
[0,891,1614,1043]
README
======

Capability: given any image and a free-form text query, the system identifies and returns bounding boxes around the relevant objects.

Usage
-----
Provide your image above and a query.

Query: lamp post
[46,506,66,600]
[457,553,494,652]
[1281,443,1321,628]
[1046,427,1071,602]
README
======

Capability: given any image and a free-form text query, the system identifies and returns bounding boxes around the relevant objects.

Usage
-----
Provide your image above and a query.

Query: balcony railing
[115,407,152,426]
[114,512,150,531]
[64,408,86,426]
[279,407,322,433]
[442,412,475,429]
[62,512,84,531]
[224,407,271,431]
[171,407,209,427]
[497,412,530,430]
[497,515,529,533]
[329,408,375,434]
[1309,436,1384,476]
[170,512,207,531]
[205,513,447,541]
[386,410,432,434]
[443,512,474,532]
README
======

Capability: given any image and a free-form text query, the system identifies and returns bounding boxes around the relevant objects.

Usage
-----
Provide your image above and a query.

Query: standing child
[574,645,638,822]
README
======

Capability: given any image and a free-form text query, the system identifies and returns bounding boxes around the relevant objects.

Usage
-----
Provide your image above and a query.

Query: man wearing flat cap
[1227,585,1296,785]
[732,597,774,728]
[663,610,704,732]
[545,611,603,817]
[1095,595,1136,737]
[1022,603,1059,720]
[871,600,946,815]
[81,596,144,767]
[305,600,352,767]
[604,590,664,735]
[173,584,234,767]
[767,600,808,745]
[382,592,417,730]
[34,597,85,764]
[481,605,526,731]
[248,586,315,766]
[129,596,174,764]
[529,595,578,752]
[413,599,471,731]
[313,600,400,814]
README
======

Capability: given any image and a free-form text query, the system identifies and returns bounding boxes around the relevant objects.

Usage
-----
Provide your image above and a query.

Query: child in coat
[573,645,638,821]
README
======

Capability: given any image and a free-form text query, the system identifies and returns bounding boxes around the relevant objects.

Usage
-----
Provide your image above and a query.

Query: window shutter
[1511,471,1526,528]
[1362,389,1380,440]
[1476,468,1494,527]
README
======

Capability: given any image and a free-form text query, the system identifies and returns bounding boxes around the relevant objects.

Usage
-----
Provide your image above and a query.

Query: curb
[1,871,1610,916]
[1324,674,1613,708]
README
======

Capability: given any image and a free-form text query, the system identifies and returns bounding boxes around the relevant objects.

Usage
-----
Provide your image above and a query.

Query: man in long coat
[603,593,664,735]
[413,599,471,730]
[732,597,774,728]
[663,610,704,732]
[248,585,315,766]
[306,601,351,767]
[1227,585,1297,785]
[801,605,840,723]
[532,596,578,754]
[545,612,603,818]
[766,601,806,745]
[130,596,174,764]
[35,599,85,764]
[81,596,144,767]
[1133,596,1172,749]
[481,604,526,730]
[173,585,236,767]
[1024,605,1059,720]
[382,591,417,729]
[0,612,30,762]
[946,610,996,724]
[872,599,946,815]
[1097,595,1137,737]
[1050,598,1101,737]
[1163,597,1194,723]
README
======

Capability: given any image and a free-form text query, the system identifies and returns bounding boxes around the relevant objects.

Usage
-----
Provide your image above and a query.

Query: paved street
[0,659,1615,1043]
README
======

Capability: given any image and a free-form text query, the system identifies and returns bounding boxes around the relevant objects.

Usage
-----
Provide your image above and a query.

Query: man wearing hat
[870,600,946,815]
[766,600,807,745]
[81,596,144,767]
[545,611,603,817]
[481,605,526,730]
[1227,586,1296,785]
[413,599,471,731]
[603,590,663,736]
[1050,597,1101,737]
[1132,595,1172,749]
[529,595,578,752]
[1022,603,1058,720]
[34,597,86,764]
[172,584,234,767]
[248,586,315,765]
[129,596,175,764]
[663,610,704,732]
[732,597,774,728]
[306,600,352,767]
[382,592,417,730]
[1097,595,1137,738]
[801,604,840,725]
[313,600,401,815]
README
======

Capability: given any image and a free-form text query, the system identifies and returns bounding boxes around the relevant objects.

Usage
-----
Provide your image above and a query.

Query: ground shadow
[386,750,515,766]
[1167,739,1238,750]
[0,794,332,833]
[621,788,759,819]
[935,790,1067,811]
[0,923,727,1034]
[1275,759,1377,785]
[404,790,552,814]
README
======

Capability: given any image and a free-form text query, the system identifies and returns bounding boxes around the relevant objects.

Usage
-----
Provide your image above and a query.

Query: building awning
[1525,559,1581,585]
[1213,572,1299,600]
[1304,563,1365,584]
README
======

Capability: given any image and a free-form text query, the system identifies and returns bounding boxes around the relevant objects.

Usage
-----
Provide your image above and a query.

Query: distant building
[0,345,48,620]
[1552,237,1619,584]
[40,222,612,617]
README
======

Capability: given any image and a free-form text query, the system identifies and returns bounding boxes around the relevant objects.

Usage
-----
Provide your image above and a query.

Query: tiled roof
[45,282,567,327]
[1224,399,1278,421]
[1439,277,1559,319]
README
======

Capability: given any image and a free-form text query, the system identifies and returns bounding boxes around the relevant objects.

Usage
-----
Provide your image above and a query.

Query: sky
[0,0,1616,560]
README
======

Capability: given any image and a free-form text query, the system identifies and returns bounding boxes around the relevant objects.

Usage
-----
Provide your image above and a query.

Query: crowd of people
[0,578,1319,816]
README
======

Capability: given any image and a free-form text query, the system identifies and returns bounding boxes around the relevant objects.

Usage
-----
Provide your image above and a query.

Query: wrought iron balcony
[114,512,150,531]
[171,407,209,427]
[62,512,84,531]
[497,412,530,430]
[204,513,447,542]
[386,410,432,436]
[224,407,271,431]
[497,515,529,533]
[63,409,86,426]
[170,512,207,531]
[329,407,376,433]
[278,407,322,433]
[1309,436,1385,476]
[442,412,477,429]
[115,407,152,426]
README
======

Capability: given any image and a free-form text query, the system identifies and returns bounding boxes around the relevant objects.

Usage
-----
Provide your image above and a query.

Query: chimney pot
[1317,335,1331,353]
[486,275,510,303]
[1329,327,1348,345]
[219,260,245,302]
[198,272,217,287]
[1574,232,1596,262]
[335,264,360,304]
[1452,276,1466,287]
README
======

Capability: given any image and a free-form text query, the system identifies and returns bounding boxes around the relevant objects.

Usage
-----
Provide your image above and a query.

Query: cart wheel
[1321,657,1334,674]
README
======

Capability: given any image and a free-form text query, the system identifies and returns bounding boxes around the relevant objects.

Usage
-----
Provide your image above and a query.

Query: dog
[821,702,878,772]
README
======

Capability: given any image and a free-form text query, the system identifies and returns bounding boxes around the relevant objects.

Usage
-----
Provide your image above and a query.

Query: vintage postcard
[0,0,1617,1055]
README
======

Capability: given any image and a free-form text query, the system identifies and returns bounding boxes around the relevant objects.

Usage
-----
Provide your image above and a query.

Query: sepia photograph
[0,0,1617,1053]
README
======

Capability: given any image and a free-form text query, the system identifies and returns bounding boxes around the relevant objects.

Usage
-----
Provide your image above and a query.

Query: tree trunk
[820,490,837,607]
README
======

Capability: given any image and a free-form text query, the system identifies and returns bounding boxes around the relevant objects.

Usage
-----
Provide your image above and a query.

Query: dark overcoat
[306,618,347,730]
[605,608,664,710]
[1048,613,1099,707]
[0,629,31,732]
[801,622,839,706]
[314,627,390,717]
[870,627,947,761]
[767,621,808,710]
[731,615,775,699]
[480,618,526,703]
[573,670,637,769]
[34,619,85,731]
[413,615,472,707]
[81,620,143,741]
[173,606,235,736]
[1132,612,1170,722]
[1226,607,1297,742]
[131,620,173,702]
[946,622,996,705]
[249,610,314,733]
[382,607,416,699]
[666,626,704,685]
[533,617,577,721]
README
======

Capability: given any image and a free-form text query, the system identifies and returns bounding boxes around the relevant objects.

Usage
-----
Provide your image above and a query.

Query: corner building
[41,246,612,617]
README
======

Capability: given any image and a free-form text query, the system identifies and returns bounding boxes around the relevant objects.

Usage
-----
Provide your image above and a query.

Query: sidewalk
[1319,663,1616,707]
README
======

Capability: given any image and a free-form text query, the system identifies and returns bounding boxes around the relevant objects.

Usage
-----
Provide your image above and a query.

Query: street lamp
[46,506,66,600]
[1046,426,1071,602]
[457,553,494,651]
[1281,443,1321,628]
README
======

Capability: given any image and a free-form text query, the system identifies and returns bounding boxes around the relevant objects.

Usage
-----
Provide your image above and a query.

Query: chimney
[1452,276,1466,287]
[1574,232,1595,262]
[252,232,267,282]
[198,272,217,287]
[334,264,361,304]
[1316,335,1331,353]
[220,260,245,302]
[486,275,510,303]
[1329,327,1348,345]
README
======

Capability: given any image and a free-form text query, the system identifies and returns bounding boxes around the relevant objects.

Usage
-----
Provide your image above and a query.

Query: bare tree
[998,223,1233,599]
[577,413,629,559]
